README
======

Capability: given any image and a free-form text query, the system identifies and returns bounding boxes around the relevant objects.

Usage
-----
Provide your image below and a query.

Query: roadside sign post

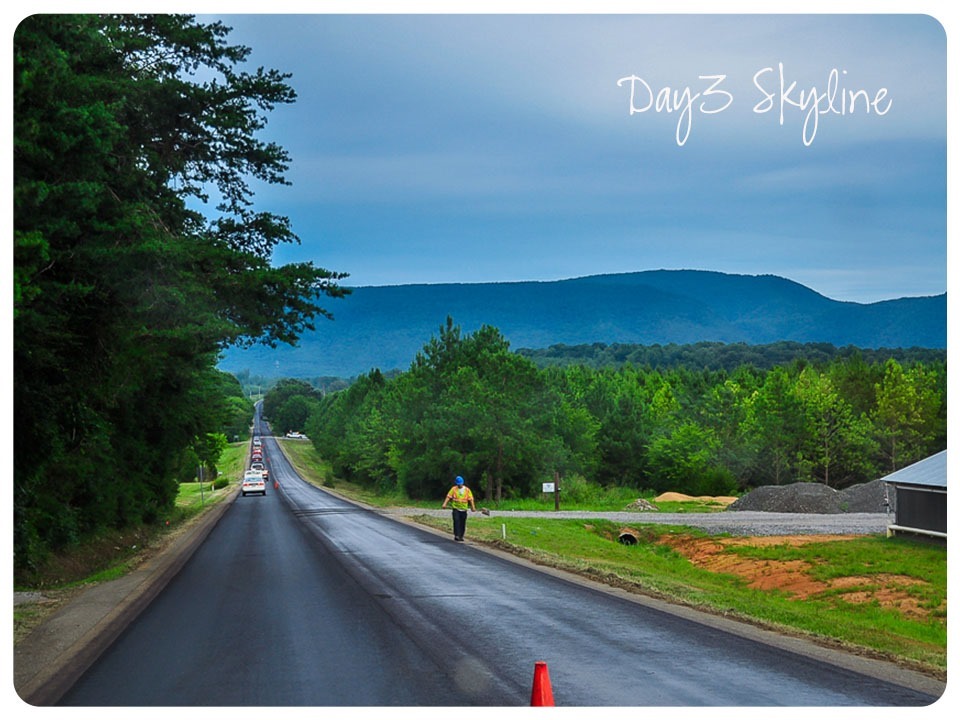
[542,476,561,511]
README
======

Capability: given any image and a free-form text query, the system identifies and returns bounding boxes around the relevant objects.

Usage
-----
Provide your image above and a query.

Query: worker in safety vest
[441,475,476,541]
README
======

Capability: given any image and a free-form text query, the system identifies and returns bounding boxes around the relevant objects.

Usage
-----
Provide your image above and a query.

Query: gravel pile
[624,498,659,512]
[728,479,894,514]
[842,480,896,513]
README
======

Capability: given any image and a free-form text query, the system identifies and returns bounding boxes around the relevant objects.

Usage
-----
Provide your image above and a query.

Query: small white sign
[542,482,556,493]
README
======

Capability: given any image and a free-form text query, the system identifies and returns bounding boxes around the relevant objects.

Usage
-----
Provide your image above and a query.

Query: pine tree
[14,15,347,572]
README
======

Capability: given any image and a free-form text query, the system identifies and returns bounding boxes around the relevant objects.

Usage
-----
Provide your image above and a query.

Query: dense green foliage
[517,341,946,373]
[14,15,346,573]
[261,378,324,434]
[293,322,945,502]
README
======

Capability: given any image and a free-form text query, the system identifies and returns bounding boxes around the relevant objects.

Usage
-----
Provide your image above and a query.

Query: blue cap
[455,476,464,485]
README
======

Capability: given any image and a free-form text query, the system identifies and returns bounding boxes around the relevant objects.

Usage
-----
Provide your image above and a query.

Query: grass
[174,442,245,516]
[276,439,947,676]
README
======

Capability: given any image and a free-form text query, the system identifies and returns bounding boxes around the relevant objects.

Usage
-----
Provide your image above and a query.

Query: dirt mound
[654,492,738,505]
[728,479,893,514]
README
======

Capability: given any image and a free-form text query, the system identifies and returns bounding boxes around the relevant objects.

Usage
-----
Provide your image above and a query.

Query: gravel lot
[383,508,892,536]
[387,479,895,536]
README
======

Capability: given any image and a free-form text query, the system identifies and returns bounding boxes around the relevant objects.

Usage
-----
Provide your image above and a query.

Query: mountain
[217,270,946,379]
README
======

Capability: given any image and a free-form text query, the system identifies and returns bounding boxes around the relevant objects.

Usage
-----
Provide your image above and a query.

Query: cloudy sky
[200,8,947,304]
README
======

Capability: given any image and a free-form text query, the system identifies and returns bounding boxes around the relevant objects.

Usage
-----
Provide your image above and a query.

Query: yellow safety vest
[446,486,473,511]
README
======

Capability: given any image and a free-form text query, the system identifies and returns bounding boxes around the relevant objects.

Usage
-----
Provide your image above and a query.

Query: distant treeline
[517,341,946,372]
[264,321,946,506]
[232,370,356,399]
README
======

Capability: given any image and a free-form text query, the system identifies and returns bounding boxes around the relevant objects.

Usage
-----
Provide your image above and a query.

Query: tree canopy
[300,326,945,504]
[14,14,347,574]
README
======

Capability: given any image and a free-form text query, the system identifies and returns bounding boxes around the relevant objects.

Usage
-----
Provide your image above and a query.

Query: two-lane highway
[62,431,941,706]
[62,432,465,705]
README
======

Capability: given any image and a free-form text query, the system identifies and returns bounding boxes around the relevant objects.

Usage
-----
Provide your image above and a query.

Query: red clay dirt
[657,534,933,620]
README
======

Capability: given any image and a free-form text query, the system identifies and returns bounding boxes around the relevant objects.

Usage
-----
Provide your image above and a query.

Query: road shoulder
[12,488,238,706]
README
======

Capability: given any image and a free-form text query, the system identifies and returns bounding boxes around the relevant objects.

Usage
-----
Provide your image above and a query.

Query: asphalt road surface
[61,432,940,706]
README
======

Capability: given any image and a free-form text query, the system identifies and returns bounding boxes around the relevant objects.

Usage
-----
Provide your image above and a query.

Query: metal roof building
[882,450,947,539]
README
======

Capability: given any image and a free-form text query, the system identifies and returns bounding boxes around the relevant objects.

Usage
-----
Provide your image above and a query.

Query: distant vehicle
[250,461,268,480]
[241,470,266,497]
[285,431,306,439]
[253,437,261,446]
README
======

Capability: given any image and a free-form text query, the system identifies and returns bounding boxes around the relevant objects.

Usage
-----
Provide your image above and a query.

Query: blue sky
[204,10,947,304]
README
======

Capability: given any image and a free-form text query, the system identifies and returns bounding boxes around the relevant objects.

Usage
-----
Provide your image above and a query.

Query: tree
[306,369,389,483]
[14,15,346,572]
[452,346,554,502]
[826,350,881,416]
[793,367,877,488]
[222,396,255,442]
[695,371,757,489]
[383,320,562,502]
[194,432,229,479]
[647,422,722,494]
[741,367,805,485]
[872,360,943,471]
[272,395,320,435]
[582,366,660,488]
[263,378,323,420]
[545,394,600,486]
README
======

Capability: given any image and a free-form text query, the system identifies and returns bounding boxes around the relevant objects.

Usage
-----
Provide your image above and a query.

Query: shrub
[691,466,739,496]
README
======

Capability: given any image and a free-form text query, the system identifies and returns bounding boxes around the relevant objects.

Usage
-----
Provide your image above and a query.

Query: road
[61,430,940,706]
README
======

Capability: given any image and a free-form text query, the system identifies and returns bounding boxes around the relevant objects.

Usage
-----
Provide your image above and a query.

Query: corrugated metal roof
[881,450,947,489]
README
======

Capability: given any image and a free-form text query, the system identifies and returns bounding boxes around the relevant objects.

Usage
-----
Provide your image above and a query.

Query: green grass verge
[174,441,245,516]
[276,439,947,675]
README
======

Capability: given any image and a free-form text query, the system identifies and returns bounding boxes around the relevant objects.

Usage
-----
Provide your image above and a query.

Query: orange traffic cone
[530,661,555,706]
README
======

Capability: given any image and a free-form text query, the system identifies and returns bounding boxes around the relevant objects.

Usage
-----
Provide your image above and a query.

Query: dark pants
[451,509,468,539]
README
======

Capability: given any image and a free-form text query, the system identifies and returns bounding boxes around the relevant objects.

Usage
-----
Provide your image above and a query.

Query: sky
[184,5,952,305]
[2,2,951,309]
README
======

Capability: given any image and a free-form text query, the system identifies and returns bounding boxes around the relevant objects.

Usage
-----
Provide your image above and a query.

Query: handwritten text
[617,65,892,146]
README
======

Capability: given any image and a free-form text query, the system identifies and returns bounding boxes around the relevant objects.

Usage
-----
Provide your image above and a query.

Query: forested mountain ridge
[219,270,946,378]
